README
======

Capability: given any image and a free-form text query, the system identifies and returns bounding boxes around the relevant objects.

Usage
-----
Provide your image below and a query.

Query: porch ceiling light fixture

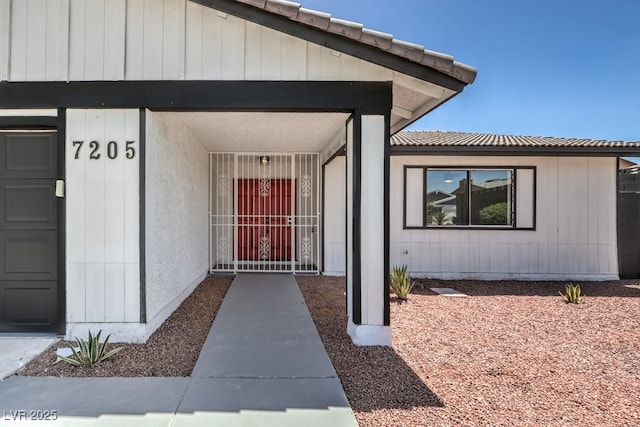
[259,155,270,165]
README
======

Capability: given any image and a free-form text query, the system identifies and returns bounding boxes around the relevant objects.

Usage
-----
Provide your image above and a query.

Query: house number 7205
[72,140,136,160]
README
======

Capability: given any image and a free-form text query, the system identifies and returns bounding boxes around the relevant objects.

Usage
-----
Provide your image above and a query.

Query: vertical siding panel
[68,0,85,80]
[25,0,47,81]
[124,263,140,322]
[220,14,245,79]
[85,264,106,322]
[66,110,88,321]
[104,111,126,265]
[83,0,106,79]
[280,34,306,79]
[260,27,281,79]
[103,0,126,80]
[8,0,27,80]
[66,110,87,264]
[244,22,262,79]
[161,0,185,80]
[0,0,9,80]
[306,42,322,79]
[185,2,203,79]
[125,0,145,79]
[201,7,222,79]
[319,47,340,79]
[44,0,70,81]
[575,158,589,245]
[587,159,600,245]
[142,0,164,80]
[105,264,125,321]
[66,263,86,322]
[84,111,106,267]
[339,53,361,80]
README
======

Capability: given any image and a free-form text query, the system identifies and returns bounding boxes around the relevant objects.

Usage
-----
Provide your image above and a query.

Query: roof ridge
[234,0,477,84]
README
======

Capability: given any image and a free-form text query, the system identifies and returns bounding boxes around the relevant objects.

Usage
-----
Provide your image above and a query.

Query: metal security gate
[210,153,319,273]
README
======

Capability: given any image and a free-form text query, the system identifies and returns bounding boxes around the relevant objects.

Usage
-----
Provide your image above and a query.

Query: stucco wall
[145,111,209,327]
[391,155,619,281]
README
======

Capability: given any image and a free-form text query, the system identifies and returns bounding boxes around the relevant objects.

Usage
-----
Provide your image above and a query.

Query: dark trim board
[191,0,468,93]
[351,113,362,325]
[383,112,391,327]
[0,116,58,129]
[56,109,66,334]
[0,81,392,112]
[139,109,147,324]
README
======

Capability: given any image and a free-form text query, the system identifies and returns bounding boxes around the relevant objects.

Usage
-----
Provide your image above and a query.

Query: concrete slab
[0,335,59,379]
[174,378,357,427]
[0,376,189,426]
[430,287,468,297]
[193,316,335,378]
[216,273,310,318]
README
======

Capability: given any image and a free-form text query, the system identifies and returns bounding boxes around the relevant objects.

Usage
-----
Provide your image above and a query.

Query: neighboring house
[0,1,637,346]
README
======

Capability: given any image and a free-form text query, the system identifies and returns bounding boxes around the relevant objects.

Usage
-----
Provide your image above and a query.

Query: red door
[237,178,294,261]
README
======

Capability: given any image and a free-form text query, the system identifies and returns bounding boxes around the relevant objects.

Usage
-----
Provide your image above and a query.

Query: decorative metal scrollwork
[218,236,228,260]
[218,174,228,196]
[301,237,312,261]
[259,236,271,260]
[259,177,270,197]
[301,175,311,198]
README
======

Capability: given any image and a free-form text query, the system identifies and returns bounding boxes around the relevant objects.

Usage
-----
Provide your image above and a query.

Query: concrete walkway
[0,274,357,426]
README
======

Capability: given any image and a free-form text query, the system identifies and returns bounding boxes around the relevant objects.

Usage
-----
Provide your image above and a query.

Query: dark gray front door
[0,132,59,332]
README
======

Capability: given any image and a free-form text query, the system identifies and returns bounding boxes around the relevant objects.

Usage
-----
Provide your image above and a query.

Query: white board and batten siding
[1,0,411,85]
[391,156,619,280]
[66,109,140,337]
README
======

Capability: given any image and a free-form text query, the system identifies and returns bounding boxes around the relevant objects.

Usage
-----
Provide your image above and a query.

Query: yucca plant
[56,330,123,367]
[560,283,586,304]
[390,264,415,302]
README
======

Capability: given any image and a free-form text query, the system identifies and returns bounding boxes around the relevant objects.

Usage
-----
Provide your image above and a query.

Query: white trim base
[347,320,392,347]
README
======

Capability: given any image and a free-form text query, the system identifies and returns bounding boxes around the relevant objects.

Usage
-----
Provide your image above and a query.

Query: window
[404,166,536,230]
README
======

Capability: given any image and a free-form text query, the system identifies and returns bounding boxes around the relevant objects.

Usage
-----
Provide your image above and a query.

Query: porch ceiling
[171,111,350,152]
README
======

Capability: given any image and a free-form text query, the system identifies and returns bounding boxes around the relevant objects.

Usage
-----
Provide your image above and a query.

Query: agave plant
[56,330,123,367]
[560,283,586,304]
[390,264,415,302]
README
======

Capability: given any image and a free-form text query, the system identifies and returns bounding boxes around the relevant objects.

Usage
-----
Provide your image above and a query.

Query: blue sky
[300,0,640,142]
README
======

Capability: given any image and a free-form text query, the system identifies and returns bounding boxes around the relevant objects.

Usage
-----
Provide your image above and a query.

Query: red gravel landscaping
[18,274,640,426]
[297,276,640,427]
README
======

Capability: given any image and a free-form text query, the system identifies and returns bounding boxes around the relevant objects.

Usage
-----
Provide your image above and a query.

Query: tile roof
[235,0,477,84]
[391,131,640,154]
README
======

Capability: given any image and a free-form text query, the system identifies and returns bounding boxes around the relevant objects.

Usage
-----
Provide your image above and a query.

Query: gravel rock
[18,274,640,426]
[297,276,640,427]
[18,275,232,377]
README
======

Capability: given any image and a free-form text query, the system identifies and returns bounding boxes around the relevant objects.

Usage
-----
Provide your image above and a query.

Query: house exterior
[0,0,637,345]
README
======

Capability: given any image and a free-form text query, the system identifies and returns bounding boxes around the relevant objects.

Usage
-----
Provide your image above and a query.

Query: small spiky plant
[56,330,123,367]
[390,264,415,302]
[560,283,586,304]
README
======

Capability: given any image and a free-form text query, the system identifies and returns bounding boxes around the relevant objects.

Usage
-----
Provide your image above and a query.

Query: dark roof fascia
[192,0,467,93]
[390,145,640,157]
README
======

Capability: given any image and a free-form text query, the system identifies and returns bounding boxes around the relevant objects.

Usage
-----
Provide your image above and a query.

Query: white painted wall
[145,111,209,332]
[65,109,141,340]
[392,155,619,281]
